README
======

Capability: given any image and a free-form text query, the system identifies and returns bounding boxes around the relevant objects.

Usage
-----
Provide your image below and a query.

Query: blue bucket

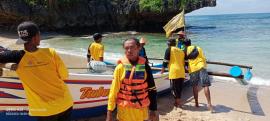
[229,66,242,77]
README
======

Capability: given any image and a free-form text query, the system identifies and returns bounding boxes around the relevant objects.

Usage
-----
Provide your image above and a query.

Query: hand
[160,68,165,74]
[106,110,113,121]
[149,110,159,121]
[10,64,18,71]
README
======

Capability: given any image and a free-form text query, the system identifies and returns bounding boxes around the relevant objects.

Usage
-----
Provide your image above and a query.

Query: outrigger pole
[147,58,252,69]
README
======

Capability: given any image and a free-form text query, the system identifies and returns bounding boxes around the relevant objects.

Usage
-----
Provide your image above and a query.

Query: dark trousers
[170,78,184,99]
[36,107,72,121]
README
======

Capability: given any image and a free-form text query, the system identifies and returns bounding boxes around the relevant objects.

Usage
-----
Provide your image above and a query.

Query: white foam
[104,52,123,64]
[53,48,123,64]
[209,76,270,87]
[56,49,85,57]
[248,77,270,86]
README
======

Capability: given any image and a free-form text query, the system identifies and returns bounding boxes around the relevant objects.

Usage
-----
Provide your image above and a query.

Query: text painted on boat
[80,87,109,99]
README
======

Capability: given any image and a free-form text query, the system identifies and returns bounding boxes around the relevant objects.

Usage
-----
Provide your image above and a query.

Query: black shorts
[170,78,184,99]
[190,68,211,87]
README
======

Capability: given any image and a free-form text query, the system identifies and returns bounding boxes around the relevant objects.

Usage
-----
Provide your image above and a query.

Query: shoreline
[1,32,270,121]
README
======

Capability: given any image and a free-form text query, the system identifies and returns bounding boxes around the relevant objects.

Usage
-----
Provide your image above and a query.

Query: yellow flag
[163,9,185,38]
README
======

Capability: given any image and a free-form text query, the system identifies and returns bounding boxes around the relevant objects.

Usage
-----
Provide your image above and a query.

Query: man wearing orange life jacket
[106,38,158,121]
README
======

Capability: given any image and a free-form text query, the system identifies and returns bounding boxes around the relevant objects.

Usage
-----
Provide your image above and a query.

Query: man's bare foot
[174,99,181,107]
[208,105,214,113]
[195,102,199,107]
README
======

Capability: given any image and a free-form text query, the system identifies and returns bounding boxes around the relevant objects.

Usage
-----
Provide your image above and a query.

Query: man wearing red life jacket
[106,38,158,121]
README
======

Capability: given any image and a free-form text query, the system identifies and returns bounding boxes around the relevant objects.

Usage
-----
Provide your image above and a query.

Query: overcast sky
[187,0,270,16]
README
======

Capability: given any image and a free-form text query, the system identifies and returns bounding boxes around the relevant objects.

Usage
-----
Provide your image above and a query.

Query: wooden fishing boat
[0,68,170,121]
[0,57,252,121]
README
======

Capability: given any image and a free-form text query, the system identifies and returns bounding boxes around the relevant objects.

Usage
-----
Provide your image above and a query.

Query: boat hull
[0,72,170,121]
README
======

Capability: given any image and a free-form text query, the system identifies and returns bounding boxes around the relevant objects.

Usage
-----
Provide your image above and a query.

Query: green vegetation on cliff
[139,0,199,12]
[24,0,199,12]
[0,0,215,31]
[139,0,163,12]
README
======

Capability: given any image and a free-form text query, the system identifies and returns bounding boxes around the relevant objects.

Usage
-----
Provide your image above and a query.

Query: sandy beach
[79,80,270,121]
[1,32,270,121]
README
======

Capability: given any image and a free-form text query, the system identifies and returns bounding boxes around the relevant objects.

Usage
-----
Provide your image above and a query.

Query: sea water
[41,13,270,86]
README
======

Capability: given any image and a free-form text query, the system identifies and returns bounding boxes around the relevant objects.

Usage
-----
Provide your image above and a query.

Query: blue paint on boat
[0,105,107,121]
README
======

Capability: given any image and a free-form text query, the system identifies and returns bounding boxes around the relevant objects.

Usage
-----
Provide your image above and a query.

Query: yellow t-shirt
[16,48,73,116]
[168,47,185,79]
[107,64,148,121]
[88,42,104,61]
[187,46,207,73]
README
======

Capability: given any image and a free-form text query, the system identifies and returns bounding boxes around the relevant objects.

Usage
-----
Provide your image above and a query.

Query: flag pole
[182,8,187,39]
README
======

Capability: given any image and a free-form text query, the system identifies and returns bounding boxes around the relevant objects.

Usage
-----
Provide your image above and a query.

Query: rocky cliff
[0,0,216,33]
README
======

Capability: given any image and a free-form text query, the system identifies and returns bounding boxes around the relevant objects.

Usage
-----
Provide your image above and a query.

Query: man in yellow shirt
[184,39,213,112]
[161,39,185,107]
[0,21,73,121]
[87,33,104,62]
[106,38,158,121]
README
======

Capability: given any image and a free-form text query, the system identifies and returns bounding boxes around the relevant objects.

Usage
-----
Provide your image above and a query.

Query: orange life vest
[116,57,150,108]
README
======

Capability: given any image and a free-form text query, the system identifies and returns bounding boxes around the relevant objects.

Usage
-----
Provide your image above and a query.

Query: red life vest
[116,56,150,108]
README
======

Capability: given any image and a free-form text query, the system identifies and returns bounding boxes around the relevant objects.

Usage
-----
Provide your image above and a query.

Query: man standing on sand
[106,38,158,121]
[87,33,104,63]
[161,39,185,107]
[0,21,73,121]
[184,39,213,112]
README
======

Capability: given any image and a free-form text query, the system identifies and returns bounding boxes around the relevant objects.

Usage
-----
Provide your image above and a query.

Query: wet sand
[1,32,270,121]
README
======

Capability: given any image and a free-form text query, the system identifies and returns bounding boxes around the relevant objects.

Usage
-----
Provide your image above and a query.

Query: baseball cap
[16,21,39,45]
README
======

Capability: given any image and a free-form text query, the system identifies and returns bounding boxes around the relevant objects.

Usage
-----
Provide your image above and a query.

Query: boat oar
[68,65,116,70]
